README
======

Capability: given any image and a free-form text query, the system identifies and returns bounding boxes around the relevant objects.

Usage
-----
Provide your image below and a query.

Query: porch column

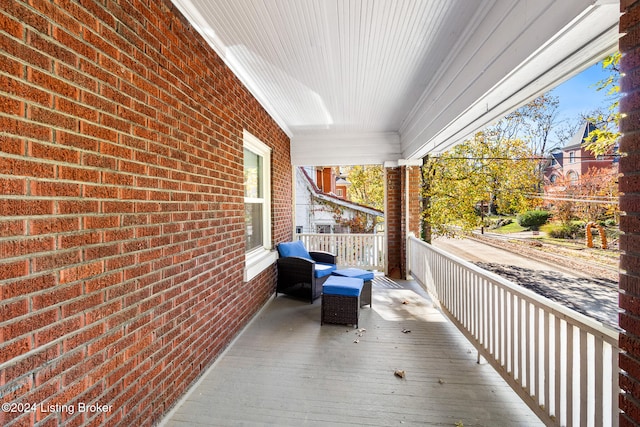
[619,1,640,424]
[384,159,422,279]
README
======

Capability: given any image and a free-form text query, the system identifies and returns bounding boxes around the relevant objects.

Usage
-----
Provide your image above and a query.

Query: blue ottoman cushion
[323,276,363,297]
[332,268,374,281]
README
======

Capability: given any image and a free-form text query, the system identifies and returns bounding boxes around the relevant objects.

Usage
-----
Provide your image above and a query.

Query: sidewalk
[433,236,619,330]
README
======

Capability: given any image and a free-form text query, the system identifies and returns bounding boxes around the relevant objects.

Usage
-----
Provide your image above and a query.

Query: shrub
[547,223,583,239]
[516,210,550,231]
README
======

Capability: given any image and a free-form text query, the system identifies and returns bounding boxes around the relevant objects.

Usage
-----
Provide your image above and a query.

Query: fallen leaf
[353,339,359,344]
[438,378,445,384]
[402,300,409,305]
[394,369,406,379]
[401,328,411,333]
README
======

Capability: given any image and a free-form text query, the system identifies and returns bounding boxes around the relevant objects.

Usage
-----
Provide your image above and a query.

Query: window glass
[243,148,265,251]
[243,149,262,198]
[245,203,263,250]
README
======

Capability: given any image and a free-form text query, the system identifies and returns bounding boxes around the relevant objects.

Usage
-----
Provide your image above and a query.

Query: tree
[423,132,539,235]
[517,94,563,157]
[544,167,619,223]
[345,165,384,211]
[584,52,621,155]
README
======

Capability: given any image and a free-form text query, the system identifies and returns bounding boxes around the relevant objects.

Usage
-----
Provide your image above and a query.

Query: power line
[525,193,619,204]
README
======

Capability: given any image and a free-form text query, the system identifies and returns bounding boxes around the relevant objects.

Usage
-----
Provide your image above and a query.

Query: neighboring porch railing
[296,233,385,271]
[408,235,619,427]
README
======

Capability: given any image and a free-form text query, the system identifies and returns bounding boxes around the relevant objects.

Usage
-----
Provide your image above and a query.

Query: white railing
[408,235,619,427]
[296,233,385,271]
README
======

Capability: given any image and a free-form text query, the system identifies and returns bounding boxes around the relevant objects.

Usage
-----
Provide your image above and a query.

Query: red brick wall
[386,164,421,279]
[0,1,291,426]
[620,1,640,425]
[404,165,422,240]
[385,167,402,278]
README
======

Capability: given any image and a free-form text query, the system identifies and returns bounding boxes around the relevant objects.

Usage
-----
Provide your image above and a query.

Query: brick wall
[0,0,291,426]
[385,167,402,278]
[385,164,421,279]
[620,1,640,425]
[402,164,422,257]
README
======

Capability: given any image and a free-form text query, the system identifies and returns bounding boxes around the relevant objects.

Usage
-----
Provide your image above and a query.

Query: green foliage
[345,165,384,211]
[584,52,621,156]
[547,223,583,239]
[516,210,550,230]
[423,132,539,235]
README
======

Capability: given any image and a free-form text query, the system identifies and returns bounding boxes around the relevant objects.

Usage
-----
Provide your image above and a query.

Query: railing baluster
[405,236,619,426]
[296,233,386,270]
[567,323,574,427]
[580,330,588,424]
[510,293,516,377]
[554,316,562,424]
[526,301,532,396]
[595,336,604,426]
[544,311,550,417]
[611,341,619,427]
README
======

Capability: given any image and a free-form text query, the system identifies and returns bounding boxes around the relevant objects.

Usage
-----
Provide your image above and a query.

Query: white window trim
[243,130,276,282]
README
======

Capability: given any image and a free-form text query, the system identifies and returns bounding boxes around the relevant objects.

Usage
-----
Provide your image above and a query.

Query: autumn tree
[584,52,621,155]
[345,165,384,211]
[514,94,563,157]
[545,167,619,224]
[423,132,539,235]
[311,165,384,234]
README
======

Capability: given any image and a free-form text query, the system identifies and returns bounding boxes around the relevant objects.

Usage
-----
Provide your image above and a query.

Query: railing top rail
[409,236,619,343]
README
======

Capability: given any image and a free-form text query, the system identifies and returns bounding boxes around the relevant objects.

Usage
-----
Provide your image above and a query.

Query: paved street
[432,236,619,331]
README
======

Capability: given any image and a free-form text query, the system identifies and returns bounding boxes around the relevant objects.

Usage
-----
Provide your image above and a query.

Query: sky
[549,61,615,125]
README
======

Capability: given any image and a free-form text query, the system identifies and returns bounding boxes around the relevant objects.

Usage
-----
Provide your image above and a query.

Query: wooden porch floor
[160,277,543,426]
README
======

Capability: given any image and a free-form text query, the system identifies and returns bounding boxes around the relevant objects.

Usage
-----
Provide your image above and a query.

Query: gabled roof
[563,121,597,150]
[299,167,383,217]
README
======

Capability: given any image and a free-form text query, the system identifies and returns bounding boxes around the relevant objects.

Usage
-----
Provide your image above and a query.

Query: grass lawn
[489,220,526,234]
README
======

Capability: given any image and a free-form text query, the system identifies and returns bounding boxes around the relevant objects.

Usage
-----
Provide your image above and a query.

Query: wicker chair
[276,241,337,303]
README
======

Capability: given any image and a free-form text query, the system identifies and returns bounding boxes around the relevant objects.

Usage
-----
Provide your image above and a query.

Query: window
[549,174,557,183]
[243,130,276,281]
[567,170,579,185]
[244,148,264,250]
[569,151,575,163]
[316,224,331,234]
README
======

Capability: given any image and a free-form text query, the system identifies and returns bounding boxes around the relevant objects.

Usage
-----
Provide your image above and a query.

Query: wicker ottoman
[321,276,364,328]
[331,268,374,307]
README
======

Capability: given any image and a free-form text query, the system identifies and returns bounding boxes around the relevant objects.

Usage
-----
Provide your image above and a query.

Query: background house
[544,121,618,185]
[295,167,383,234]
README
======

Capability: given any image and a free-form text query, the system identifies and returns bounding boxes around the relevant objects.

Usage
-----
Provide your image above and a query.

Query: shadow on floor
[160,277,543,426]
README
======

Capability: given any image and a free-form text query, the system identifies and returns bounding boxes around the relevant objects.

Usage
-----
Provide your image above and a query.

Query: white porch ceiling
[171,0,620,166]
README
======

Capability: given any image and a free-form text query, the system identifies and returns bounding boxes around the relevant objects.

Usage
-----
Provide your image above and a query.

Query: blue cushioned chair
[276,241,337,303]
